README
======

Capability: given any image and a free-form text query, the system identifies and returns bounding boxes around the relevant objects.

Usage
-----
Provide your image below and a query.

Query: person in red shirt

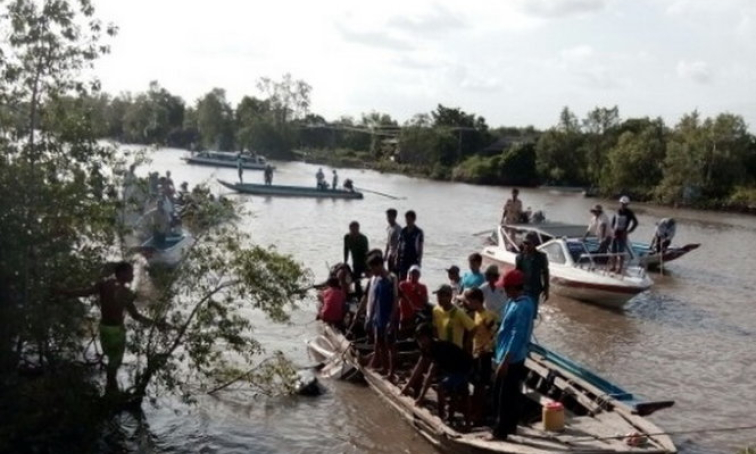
[317,278,346,327]
[398,264,429,337]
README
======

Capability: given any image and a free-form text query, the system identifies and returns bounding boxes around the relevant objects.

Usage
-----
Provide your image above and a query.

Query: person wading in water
[60,262,166,394]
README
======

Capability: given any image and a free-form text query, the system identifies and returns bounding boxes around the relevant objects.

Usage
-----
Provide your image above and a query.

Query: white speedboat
[183,151,271,170]
[481,224,652,309]
[139,230,194,267]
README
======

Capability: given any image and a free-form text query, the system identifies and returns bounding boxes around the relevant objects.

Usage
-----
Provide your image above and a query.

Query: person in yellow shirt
[432,284,474,349]
[462,287,500,425]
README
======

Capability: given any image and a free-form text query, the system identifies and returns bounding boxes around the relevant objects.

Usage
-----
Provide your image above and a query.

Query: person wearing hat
[480,264,507,316]
[431,283,474,349]
[491,269,534,441]
[514,232,549,318]
[583,204,610,253]
[446,265,463,300]
[609,196,638,273]
[398,264,429,337]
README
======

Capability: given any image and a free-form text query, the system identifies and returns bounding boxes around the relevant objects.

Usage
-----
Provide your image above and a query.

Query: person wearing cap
[491,269,534,441]
[401,323,473,426]
[462,287,500,425]
[398,264,429,337]
[461,253,485,291]
[583,204,610,253]
[397,210,424,280]
[480,264,507,316]
[609,196,639,273]
[651,218,676,253]
[384,208,402,273]
[344,221,369,298]
[365,253,399,380]
[501,188,523,226]
[446,265,463,300]
[515,232,549,318]
[431,284,475,349]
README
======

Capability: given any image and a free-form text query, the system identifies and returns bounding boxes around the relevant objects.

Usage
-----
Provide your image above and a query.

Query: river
[123,146,756,454]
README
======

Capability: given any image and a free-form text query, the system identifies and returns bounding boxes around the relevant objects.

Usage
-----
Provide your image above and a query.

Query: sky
[93,0,756,129]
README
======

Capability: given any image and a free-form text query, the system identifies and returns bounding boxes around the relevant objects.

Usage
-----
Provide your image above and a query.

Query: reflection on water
[125,147,756,454]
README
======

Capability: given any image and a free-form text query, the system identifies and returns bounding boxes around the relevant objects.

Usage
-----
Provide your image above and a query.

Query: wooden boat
[217,179,364,199]
[629,242,700,270]
[183,151,271,170]
[313,324,676,454]
[482,224,652,309]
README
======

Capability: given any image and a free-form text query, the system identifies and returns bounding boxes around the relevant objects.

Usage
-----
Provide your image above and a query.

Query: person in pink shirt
[398,265,429,337]
[317,278,346,327]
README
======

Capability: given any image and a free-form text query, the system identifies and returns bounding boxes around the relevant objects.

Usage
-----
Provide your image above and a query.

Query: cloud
[560,45,594,61]
[677,60,712,84]
[334,23,412,51]
[515,0,609,18]
[387,4,468,34]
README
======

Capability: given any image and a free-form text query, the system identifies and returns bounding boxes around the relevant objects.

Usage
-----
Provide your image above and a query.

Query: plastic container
[542,401,565,432]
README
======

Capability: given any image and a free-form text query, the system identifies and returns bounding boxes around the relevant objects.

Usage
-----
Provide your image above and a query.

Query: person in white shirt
[479,265,507,316]
[501,188,523,226]
[384,208,402,273]
[583,204,610,253]
[652,218,676,253]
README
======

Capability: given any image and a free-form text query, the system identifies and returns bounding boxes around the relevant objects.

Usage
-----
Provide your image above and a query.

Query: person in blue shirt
[460,252,485,290]
[491,269,534,441]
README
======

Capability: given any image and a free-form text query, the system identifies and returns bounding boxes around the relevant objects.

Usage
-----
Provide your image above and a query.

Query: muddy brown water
[122,146,756,454]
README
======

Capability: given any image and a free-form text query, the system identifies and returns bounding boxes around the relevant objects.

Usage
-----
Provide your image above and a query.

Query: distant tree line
[8,76,753,210]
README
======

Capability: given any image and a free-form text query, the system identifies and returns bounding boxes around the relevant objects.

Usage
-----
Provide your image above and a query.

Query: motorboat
[183,151,271,170]
[481,224,652,309]
[309,323,676,454]
[217,179,364,199]
[139,230,194,267]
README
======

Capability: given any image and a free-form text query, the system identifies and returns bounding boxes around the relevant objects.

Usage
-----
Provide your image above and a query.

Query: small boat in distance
[217,179,364,199]
[482,224,652,308]
[183,151,271,170]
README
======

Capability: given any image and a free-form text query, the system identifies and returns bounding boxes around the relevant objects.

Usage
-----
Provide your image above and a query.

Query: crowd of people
[316,208,549,440]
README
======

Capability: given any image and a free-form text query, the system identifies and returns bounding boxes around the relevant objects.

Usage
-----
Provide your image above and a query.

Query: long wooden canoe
[315,324,677,454]
[218,180,364,199]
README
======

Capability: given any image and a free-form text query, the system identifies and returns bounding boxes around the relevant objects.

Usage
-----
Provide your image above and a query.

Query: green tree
[582,106,620,183]
[602,118,666,199]
[196,88,235,150]
[657,112,752,204]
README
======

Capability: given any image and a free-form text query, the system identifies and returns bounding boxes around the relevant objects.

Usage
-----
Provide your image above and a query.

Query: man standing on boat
[59,262,165,394]
[501,188,523,225]
[264,164,274,185]
[316,167,326,190]
[609,196,638,273]
[491,269,534,441]
[365,253,399,380]
[397,210,424,280]
[331,169,339,189]
[237,152,244,184]
[651,218,676,253]
[480,264,507,316]
[583,204,610,253]
[431,284,474,349]
[343,221,369,298]
[384,208,402,273]
[515,232,549,318]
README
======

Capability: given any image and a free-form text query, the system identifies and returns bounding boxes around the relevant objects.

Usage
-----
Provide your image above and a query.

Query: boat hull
[319,324,676,454]
[218,179,364,199]
[183,156,268,170]
[632,243,700,270]
[140,232,194,267]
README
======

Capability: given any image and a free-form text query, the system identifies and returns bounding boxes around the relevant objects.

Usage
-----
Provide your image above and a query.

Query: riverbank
[294,148,756,215]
